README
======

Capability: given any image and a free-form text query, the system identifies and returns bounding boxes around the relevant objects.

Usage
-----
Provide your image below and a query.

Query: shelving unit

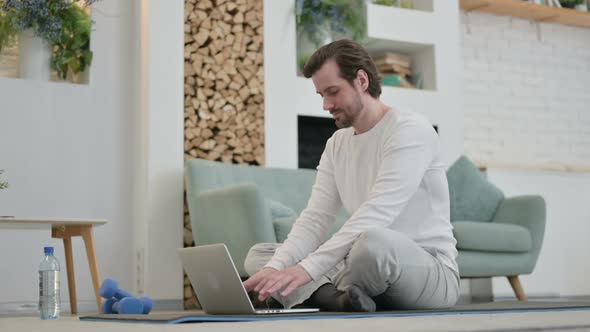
[264,0,464,169]
[460,0,590,28]
[295,2,446,106]
[364,3,437,91]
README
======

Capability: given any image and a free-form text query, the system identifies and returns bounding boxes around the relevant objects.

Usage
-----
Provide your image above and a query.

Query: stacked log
[182,0,264,309]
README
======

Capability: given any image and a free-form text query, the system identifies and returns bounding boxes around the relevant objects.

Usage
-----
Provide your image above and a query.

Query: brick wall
[461,12,590,171]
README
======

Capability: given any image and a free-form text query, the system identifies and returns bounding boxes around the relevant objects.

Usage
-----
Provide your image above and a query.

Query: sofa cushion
[190,183,276,276]
[447,155,504,222]
[268,199,297,219]
[453,221,532,253]
[268,200,297,243]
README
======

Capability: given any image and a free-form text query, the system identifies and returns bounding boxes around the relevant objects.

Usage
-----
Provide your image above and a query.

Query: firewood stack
[183,0,264,310]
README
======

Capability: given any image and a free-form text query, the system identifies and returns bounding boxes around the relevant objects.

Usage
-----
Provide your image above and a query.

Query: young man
[243,39,459,312]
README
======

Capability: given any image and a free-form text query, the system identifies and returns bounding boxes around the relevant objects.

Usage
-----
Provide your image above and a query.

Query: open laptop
[177,243,319,315]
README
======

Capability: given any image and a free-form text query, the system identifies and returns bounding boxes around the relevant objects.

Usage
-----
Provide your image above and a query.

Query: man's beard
[334,93,363,129]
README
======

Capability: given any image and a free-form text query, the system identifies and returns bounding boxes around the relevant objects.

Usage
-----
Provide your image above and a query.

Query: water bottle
[38,246,60,320]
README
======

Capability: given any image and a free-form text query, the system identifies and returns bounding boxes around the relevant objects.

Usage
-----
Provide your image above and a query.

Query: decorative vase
[17,29,52,81]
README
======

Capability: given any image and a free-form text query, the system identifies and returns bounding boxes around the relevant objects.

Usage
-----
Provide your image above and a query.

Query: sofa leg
[507,275,527,301]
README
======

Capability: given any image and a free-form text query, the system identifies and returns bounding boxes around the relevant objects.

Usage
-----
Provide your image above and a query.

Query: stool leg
[81,226,102,313]
[63,237,78,314]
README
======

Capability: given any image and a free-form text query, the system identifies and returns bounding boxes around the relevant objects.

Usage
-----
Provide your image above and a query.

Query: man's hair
[302,39,382,98]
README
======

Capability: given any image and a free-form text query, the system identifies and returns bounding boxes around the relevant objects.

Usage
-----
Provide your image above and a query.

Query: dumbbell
[103,297,145,314]
[100,278,153,314]
[100,278,134,300]
[102,296,154,315]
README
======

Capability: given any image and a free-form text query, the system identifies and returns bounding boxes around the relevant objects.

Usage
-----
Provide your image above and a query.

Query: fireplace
[298,115,338,169]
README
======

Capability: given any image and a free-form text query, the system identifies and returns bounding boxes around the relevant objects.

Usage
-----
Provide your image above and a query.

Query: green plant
[0,170,8,190]
[559,0,584,7]
[295,0,367,47]
[0,0,99,81]
[51,4,92,79]
[374,0,396,6]
[0,9,17,52]
[373,0,414,8]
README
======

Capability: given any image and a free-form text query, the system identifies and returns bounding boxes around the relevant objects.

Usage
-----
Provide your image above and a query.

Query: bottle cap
[44,246,54,255]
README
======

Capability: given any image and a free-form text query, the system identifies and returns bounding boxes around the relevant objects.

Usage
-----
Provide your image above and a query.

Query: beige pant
[244,228,460,310]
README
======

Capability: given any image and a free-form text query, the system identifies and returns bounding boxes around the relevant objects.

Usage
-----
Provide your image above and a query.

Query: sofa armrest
[187,183,277,277]
[492,195,546,253]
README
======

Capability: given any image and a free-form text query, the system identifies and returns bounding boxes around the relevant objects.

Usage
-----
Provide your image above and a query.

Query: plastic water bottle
[38,246,60,320]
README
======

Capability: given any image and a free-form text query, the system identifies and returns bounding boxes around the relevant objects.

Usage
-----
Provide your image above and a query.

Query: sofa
[185,158,347,277]
[185,157,545,300]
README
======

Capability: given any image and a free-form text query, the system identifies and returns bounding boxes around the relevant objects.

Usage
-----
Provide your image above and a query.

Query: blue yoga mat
[79,301,590,324]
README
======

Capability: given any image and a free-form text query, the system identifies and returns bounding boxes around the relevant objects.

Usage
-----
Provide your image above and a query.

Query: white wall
[0,1,137,312]
[461,11,590,297]
[461,12,590,171]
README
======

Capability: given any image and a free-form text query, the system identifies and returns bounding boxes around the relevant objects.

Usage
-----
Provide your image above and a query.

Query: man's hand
[243,267,277,294]
[243,265,312,301]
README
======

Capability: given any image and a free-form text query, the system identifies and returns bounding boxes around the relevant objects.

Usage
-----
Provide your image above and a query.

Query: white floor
[1,310,590,332]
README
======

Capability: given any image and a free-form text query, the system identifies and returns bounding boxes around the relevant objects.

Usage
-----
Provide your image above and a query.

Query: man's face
[311,60,364,129]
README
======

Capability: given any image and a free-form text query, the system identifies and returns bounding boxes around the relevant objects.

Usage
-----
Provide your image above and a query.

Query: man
[243,39,459,312]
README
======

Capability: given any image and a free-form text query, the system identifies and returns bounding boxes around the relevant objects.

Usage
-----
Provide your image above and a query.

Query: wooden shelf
[460,0,590,28]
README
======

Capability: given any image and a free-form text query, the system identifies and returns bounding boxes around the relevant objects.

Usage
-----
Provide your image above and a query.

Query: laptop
[177,243,319,315]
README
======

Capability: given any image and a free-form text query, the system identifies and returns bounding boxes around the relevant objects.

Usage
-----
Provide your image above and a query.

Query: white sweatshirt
[266,108,458,281]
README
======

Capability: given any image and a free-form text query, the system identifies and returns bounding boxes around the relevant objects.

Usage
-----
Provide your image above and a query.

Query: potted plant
[0,170,8,190]
[0,0,99,82]
[559,0,585,8]
[0,7,17,53]
[295,0,366,71]
[373,0,414,8]
[50,3,94,82]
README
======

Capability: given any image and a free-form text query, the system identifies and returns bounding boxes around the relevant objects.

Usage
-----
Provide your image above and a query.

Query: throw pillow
[267,199,297,219]
[446,155,504,222]
[267,199,297,242]
[272,217,296,243]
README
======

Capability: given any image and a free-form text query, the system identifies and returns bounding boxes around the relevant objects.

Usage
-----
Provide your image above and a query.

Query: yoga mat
[80,301,590,324]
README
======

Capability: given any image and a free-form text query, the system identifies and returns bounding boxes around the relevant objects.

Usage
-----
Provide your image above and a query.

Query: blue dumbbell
[102,296,153,314]
[100,278,133,300]
[100,278,153,314]
[103,297,144,314]
[135,296,153,314]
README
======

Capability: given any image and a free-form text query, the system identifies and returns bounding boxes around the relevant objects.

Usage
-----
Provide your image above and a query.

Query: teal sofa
[185,157,545,300]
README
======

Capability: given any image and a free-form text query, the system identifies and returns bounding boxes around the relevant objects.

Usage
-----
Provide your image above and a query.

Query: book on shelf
[372,52,412,69]
[381,73,416,89]
[376,63,411,76]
